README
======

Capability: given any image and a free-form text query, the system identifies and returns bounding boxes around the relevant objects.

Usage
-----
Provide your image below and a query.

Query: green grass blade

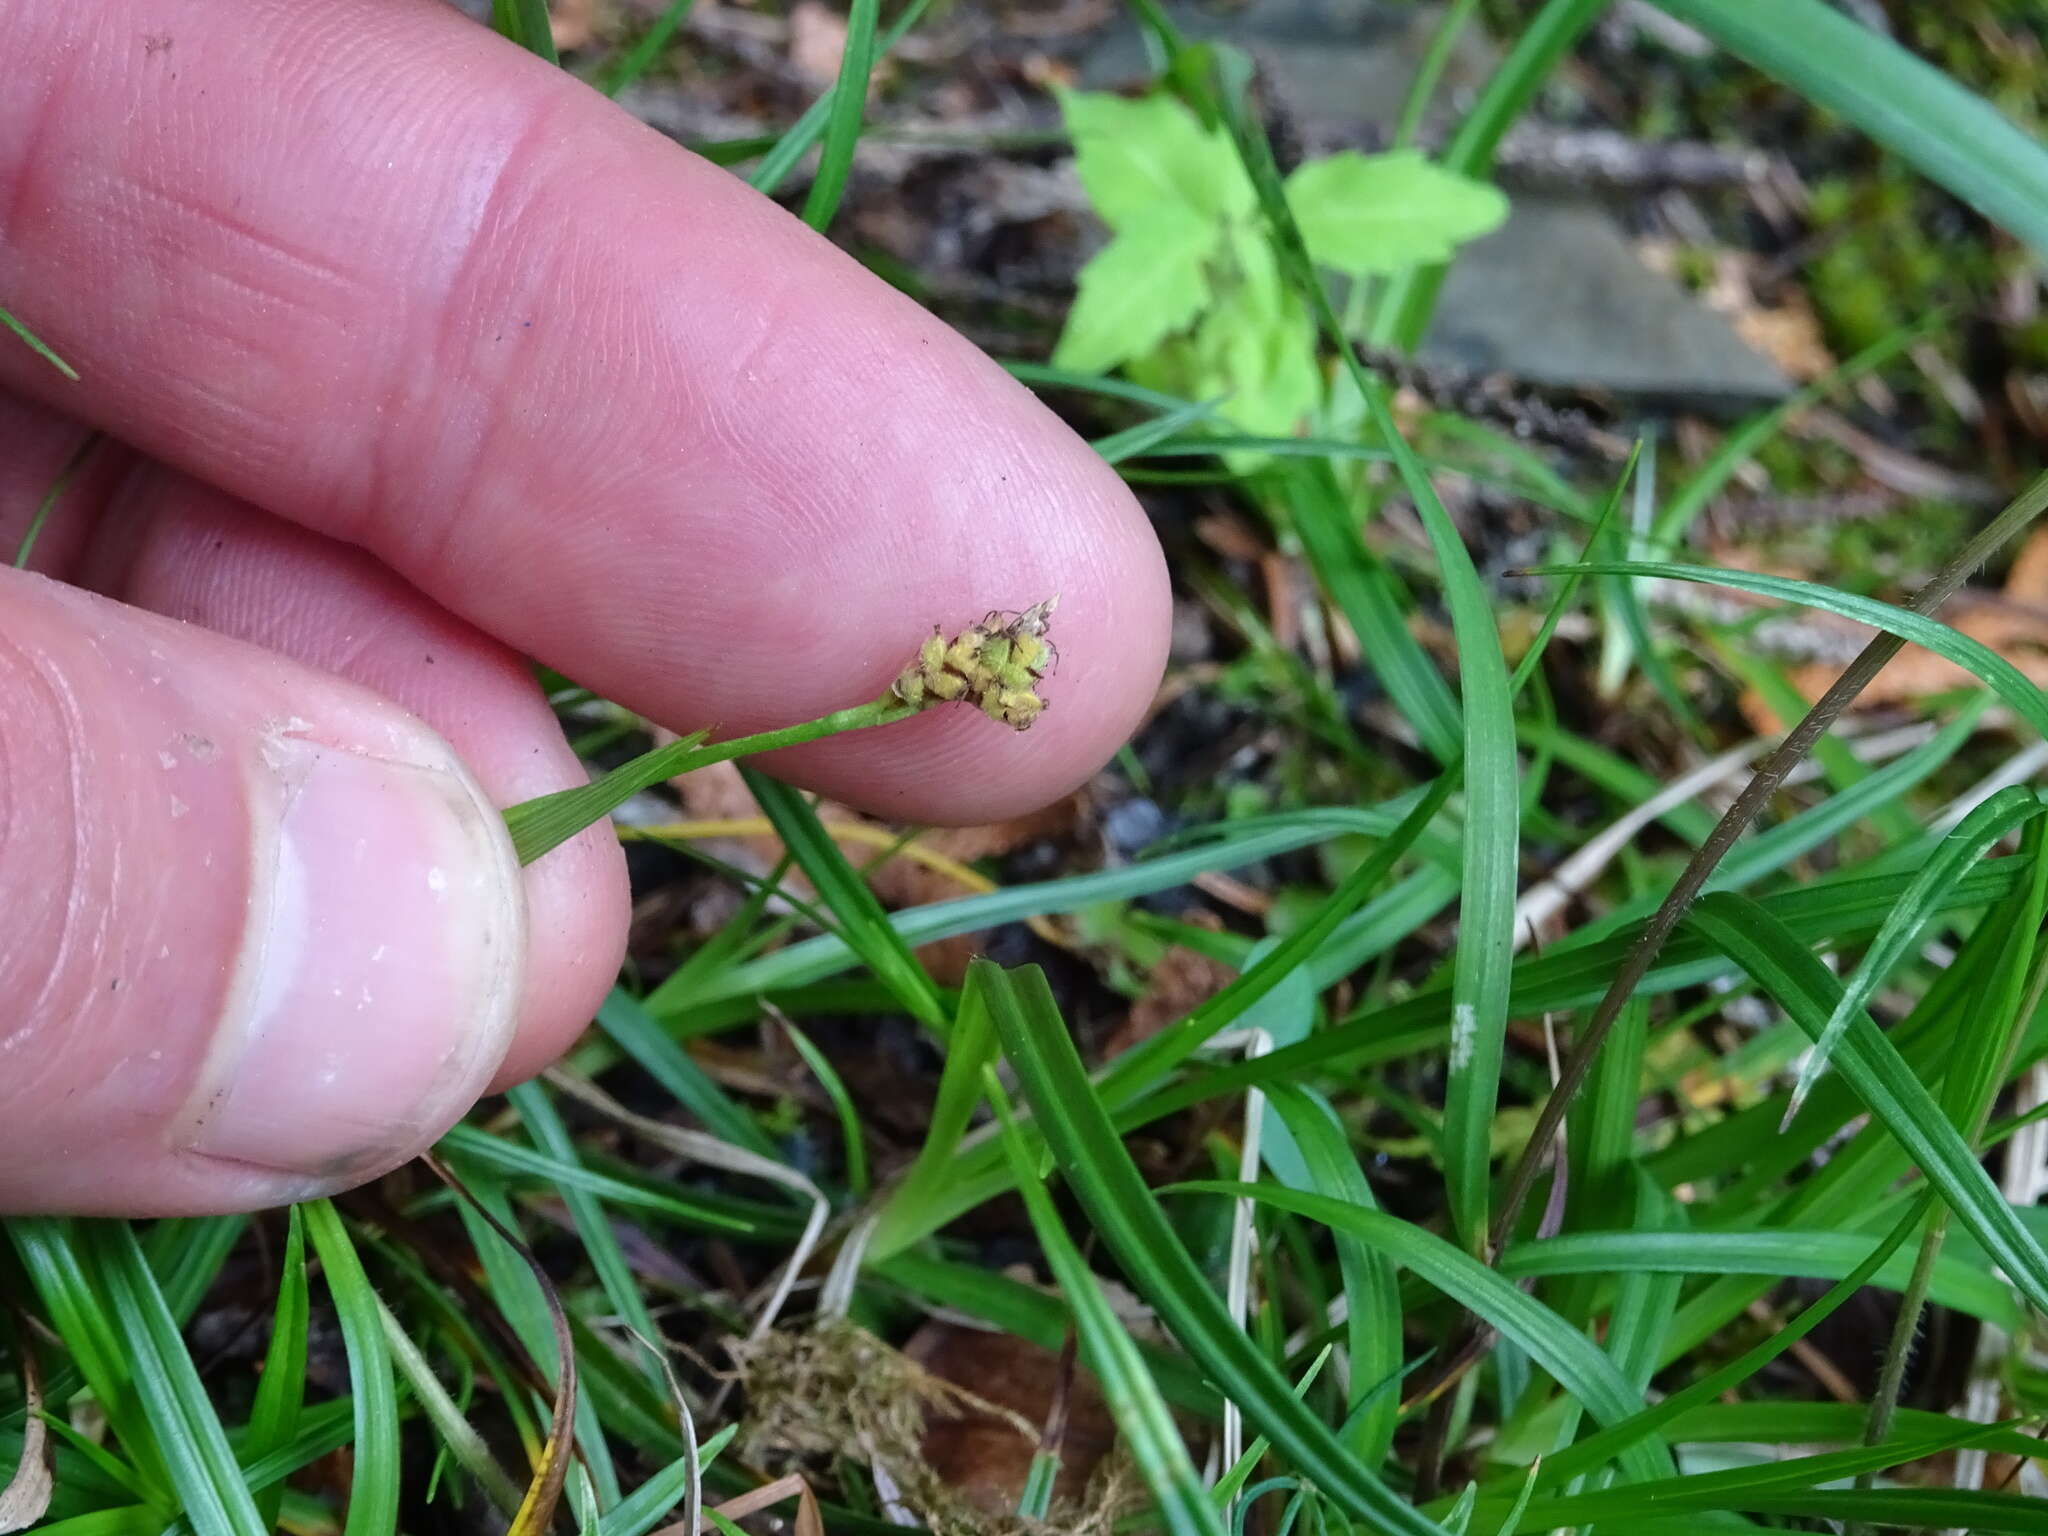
[1525,1199,1927,1489]
[0,307,78,380]
[598,0,695,96]
[1207,1348,1335,1510]
[1368,395,1517,1250]
[376,1293,525,1518]
[1569,997,1645,1232]
[85,1222,268,1536]
[596,989,778,1158]
[1097,771,1460,1112]
[1261,1085,1401,1465]
[142,1217,245,1329]
[505,729,708,864]
[668,802,1436,1005]
[437,1163,618,1507]
[1660,1400,2045,1459]
[490,0,560,63]
[1499,1226,2017,1329]
[798,0,880,229]
[602,1426,737,1536]
[1208,43,1519,1248]
[302,1201,401,1536]
[1279,461,1463,762]
[1941,814,2048,1137]
[437,1125,764,1234]
[740,768,946,1029]
[1475,1431,2046,1531]
[1649,318,1933,550]
[868,965,1001,1256]
[1512,446,1638,702]
[1091,395,1224,465]
[1788,784,2048,1122]
[1488,1464,1541,1536]
[1369,0,1607,350]
[778,1017,870,1196]
[749,0,937,197]
[506,1082,664,1372]
[1529,558,2048,741]
[1129,856,2029,1135]
[986,1070,1227,1536]
[1170,1183,1667,1483]
[3,1220,163,1497]
[1652,0,2048,257]
[246,1209,309,1531]
[14,431,100,570]
[1687,892,2048,1316]
[978,961,1447,1532]
[1604,1173,1684,1393]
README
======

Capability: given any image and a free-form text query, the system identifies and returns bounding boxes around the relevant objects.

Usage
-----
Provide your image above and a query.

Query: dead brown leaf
[1773,596,2048,725]
[1102,911,1237,1059]
[1729,526,2048,729]
[0,1310,50,1535]
[902,1322,1116,1516]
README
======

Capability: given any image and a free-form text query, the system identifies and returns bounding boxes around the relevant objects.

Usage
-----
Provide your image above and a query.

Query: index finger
[0,0,1168,822]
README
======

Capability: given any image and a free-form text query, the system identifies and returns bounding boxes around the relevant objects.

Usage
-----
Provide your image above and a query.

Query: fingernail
[177,728,525,1180]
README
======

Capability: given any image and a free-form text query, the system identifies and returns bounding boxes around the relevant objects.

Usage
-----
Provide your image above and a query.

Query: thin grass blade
[986,1069,1226,1536]
[85,1222,267,1536]
[1652,0,2048,257]
[302,1201,402,1536]
[741,767,946,1028]
[1687,893,2048,1316]
[1787,784,2048,1123]
[979,960,1448,1533]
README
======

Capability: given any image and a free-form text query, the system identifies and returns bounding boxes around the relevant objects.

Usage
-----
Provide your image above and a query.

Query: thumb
[0,569,526,1215]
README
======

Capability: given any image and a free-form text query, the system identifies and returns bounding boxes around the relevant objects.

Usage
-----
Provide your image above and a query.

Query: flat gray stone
[1425,194,1791,411]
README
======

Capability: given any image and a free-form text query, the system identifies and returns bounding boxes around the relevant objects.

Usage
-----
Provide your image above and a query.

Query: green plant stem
[1851,914,2048,1522]
[504,695,914,865]
[1390,0,1482,149]
[598,0,696,96]
[1369,0,1608,352]
[1861,1217,1944,1446]
[14,432,100,569]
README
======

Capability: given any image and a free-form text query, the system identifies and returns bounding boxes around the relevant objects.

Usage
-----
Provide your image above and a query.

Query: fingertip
[761,512,1172,824]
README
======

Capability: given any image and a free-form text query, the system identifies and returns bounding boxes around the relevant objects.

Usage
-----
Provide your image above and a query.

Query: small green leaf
[1053,208,1217,374]
[1054,87,1250,226]
[1285,150,1508,276]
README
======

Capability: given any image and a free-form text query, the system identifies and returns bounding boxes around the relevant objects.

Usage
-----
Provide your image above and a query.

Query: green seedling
[1051,87,1506,439]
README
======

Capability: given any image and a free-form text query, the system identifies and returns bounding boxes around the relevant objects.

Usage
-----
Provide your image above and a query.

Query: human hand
[0,0,1168,1215]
